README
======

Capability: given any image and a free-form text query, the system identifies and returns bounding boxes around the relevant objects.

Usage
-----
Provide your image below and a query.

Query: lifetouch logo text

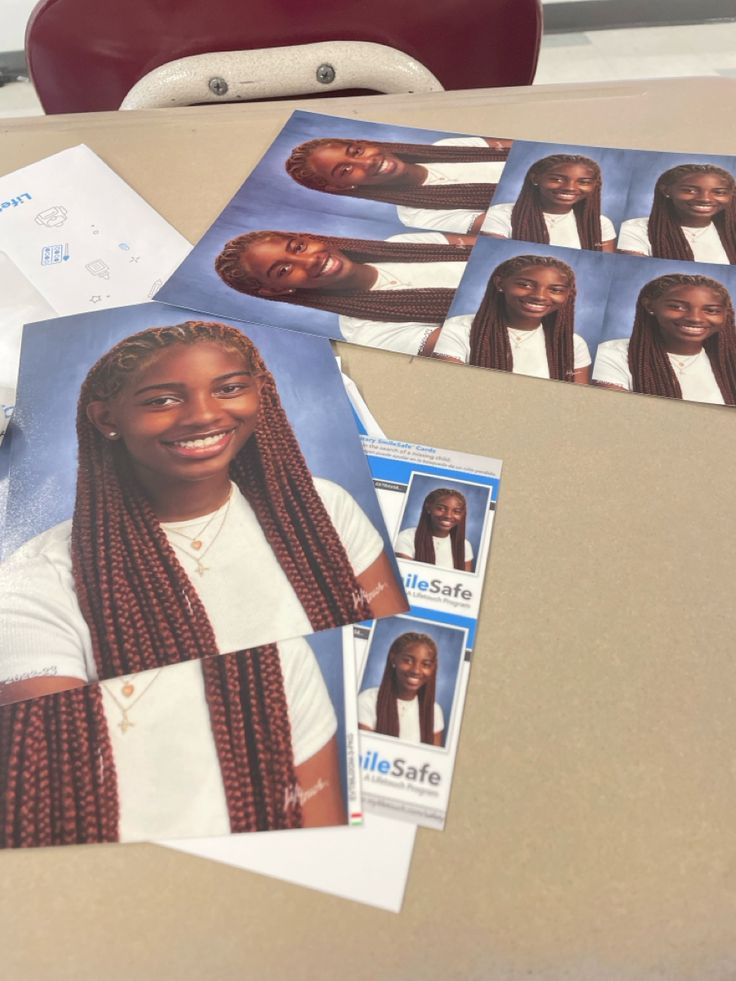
[360,750,441,785]
[404,572,472,601]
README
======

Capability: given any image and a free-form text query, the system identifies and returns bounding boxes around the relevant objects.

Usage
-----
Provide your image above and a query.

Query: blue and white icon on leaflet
[41,243,70,265]
[35,205,68,228]
[85,258,111,279]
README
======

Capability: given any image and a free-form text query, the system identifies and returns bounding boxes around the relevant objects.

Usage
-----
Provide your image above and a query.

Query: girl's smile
[306,141,415,190]
[427,495,465,537]
[665,173,734,227]
[162,428,237,460]
[393,642,437,700]
[495,265,571,327]
[239,234,376,296]
[534,163,598,214]
[647,285,726,355]
[86,341,262,519]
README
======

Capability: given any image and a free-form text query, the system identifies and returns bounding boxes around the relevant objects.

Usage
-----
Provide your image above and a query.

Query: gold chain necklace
[165,489,233,576]
[101,670,162,734]
[507,325,540,349]
[668,352,700,376]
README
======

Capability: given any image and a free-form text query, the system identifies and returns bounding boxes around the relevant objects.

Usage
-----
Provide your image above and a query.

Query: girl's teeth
[174,433,224,449]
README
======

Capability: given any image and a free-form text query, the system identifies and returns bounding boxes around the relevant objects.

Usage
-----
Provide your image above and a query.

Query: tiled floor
[1,19,735,117]
[535,21,736,85]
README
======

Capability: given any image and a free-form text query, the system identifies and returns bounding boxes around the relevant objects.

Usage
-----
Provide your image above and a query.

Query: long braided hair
[375,632,438,744]
[285,138,508,211]
[468,254,577,379]
[215,231,471,324]
[413,488,467,570]
[646,164,736,263]
[510,155,605,251]
[0,647,300,847]
[0,320,370,846]
[628,274,736,402]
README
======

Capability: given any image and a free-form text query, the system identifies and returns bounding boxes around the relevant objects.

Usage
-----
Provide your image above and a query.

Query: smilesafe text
[360,750,442,785]
[403,572,472,601]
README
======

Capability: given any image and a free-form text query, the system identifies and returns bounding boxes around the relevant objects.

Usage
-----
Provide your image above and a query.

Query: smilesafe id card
[356,436,502,829]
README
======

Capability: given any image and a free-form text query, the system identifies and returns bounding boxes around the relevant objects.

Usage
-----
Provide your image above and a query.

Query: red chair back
[26,0,542,114]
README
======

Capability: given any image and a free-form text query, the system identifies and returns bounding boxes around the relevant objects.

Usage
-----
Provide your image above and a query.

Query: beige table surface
[2,79,736,981]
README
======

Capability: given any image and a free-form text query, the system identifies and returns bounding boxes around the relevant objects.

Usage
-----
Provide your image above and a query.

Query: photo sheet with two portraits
[0,300,409,848]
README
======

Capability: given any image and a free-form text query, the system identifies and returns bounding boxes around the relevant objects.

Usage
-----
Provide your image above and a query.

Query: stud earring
[107,431,120,440]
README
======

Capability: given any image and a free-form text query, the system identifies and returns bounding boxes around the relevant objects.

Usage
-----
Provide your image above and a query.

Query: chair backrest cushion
[26,0,542,114]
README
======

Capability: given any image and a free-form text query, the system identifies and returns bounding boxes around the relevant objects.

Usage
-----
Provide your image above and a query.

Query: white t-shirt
[100,637,337,841]
[394,526,474,569]
[434,315,591,376]
[338,232,466,355]
[0,477,383,686]
[592,337,725,405]
[617,216,730,264]
[358,686,444,743]
[396,136,505,234]
[481,201,616,248]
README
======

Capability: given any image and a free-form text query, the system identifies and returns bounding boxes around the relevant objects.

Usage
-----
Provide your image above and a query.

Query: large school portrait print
[0,625,359,847]
[0,301,407,706]
[156,198,476,358]
[236,109,513,235]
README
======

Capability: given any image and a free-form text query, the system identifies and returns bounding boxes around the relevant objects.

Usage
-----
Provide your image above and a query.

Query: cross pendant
[195,560,209,576]
[118,714,135,733]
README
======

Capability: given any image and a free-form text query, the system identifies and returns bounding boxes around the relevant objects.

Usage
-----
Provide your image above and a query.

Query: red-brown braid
[510,155,605,251]
[375,633,438,744]
[286,138,508,211]
[628,274,736,402]
[647,165,736,263]
[413,489,467,570]
[0,686,119,847]
[201,648,302,832]
[468,254,577,379]
[215,231,471,324]
[0,320,364,844]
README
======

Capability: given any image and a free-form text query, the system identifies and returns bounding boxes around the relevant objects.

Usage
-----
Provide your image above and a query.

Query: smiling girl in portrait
[592,273,736,404]
[285,136,512,234]
[394,488,473,572]
[0,320,404,846]
[358,632,444,747]
[433,254,591,382]
[215,230,473,356]
[617,164,736,264]
[483,154,616,252]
